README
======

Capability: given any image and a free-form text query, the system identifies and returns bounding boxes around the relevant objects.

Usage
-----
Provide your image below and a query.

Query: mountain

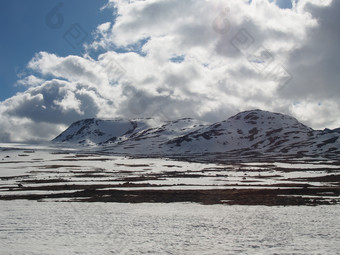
[164,110,340,155]
[52,110,340,156]
[110,118,209,154]
[52,118,154,145]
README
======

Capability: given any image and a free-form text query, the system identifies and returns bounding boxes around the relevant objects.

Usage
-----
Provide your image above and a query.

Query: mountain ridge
[52,109,340,156]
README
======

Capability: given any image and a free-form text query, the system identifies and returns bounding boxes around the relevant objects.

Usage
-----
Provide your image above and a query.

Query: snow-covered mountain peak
[227,109,311,131]
[52,118,154,145]
[52,110,340,156]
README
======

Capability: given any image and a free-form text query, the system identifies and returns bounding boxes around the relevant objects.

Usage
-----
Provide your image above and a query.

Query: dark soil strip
[286,174,340,183]
[1,187,339,206]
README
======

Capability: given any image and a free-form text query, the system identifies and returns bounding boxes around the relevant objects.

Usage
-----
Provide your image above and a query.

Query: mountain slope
[52,110,340,156]
[165,110,315,153]
[114,118,209,154]
[52,118,154,145]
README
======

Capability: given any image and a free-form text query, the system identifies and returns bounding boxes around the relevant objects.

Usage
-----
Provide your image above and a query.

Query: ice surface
[0,201,339,255]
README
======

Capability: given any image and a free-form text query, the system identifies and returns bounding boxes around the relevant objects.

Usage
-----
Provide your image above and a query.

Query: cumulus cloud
[15,75,45,87]
[0,0,339,142]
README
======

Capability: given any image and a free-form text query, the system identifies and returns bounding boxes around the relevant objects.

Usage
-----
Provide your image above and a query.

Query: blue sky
[0,0,112,101]
[268,0,293,9]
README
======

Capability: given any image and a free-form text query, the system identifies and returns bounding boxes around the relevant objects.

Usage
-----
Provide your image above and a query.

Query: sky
[0,0,339,143]
[0,0,111,101]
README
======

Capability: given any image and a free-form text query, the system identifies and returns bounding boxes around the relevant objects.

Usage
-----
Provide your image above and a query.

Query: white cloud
[289,100,340,129]
[0,0,339,142]
[53,90,83,115]
[16,75,45,87]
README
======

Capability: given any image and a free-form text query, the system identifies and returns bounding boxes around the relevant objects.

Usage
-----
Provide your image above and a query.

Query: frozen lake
[0,201,339,255]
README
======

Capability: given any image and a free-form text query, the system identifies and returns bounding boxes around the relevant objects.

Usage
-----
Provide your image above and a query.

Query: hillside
[52,110,340,156]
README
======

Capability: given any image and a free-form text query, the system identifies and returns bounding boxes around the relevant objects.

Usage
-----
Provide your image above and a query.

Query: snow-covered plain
[0,143,340,203]
[0,143,340,254]
[0,201,339,255]
[0,144,339,197]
